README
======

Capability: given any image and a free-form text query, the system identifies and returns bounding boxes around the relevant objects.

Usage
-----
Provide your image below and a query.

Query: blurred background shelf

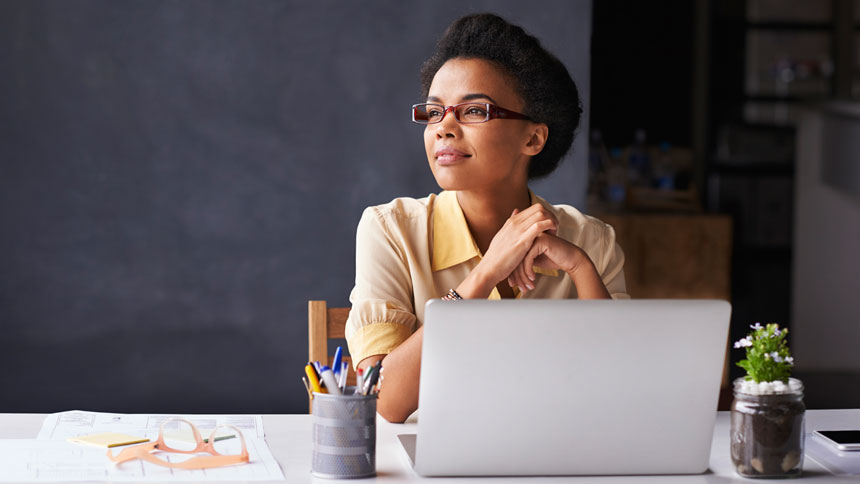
[704,2,858,385]
[590,0,860,408]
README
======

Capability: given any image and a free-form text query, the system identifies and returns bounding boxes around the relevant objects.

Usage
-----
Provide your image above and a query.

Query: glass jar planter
[730,377,805,478]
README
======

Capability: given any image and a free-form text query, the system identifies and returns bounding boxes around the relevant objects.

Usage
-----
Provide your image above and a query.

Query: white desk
[2,410,859,483]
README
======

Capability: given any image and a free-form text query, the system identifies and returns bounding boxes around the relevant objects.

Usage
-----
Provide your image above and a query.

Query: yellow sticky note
[68,432,149,448]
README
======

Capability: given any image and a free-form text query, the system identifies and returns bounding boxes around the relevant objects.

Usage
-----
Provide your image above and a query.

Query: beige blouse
[345,190,629,367]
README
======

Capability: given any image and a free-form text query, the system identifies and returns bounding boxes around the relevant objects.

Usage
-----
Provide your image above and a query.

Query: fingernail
[528,274,535,281]
[526,283,534,290]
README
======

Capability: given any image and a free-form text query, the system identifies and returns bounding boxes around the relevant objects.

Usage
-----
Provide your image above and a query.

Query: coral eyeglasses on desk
[1,410,859,483]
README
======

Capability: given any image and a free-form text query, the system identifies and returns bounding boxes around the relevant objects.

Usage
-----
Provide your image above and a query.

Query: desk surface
[2,410,859,483]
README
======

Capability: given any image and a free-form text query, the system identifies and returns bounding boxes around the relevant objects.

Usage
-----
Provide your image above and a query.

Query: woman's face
[423,58,544,193]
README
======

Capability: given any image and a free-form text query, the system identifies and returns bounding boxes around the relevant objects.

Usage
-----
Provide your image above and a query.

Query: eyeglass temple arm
[108,447,248,469]
[492,105,531,120]
[107,443,249,469]
[142,451,248,469]
[106,441,159,464]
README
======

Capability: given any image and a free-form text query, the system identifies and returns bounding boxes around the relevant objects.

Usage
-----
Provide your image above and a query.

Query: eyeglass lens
[210,425,243,456]
[160,419,200,452]
[413,103,490,124]
[158,418,241,456]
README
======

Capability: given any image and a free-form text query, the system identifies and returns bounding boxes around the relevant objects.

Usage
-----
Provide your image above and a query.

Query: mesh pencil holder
[311,387,377,479]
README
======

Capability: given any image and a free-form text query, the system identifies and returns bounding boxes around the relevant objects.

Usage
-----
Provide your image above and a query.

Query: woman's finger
[523,209,558,233]
[524,219,557,241]
[511,265,529,293]
[510,204,543,226]
[518,262,533,290]
[510,265,523,292]
[511,215,555,245]
[523,243,540,282]
[508,206,557,239]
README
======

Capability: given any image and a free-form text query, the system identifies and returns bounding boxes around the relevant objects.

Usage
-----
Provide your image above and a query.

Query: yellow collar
[431,190,556,275]
[431,190,482,272]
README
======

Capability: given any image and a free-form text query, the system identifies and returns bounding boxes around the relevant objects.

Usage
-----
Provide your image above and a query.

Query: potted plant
[730,323,805,478]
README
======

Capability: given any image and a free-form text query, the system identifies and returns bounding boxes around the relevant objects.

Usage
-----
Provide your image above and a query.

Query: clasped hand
[479,204,587,294]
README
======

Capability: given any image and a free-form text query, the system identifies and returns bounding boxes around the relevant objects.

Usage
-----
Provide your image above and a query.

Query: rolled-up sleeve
[598,223,630,299]
[345,207,418,367]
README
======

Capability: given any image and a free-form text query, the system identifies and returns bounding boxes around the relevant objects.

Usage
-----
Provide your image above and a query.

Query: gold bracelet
[441,288,463,301]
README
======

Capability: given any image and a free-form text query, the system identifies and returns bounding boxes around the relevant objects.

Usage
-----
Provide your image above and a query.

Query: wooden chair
[307,300,356,412]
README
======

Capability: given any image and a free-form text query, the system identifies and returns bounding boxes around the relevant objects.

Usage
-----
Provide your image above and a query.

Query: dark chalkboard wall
[0,0,591,413]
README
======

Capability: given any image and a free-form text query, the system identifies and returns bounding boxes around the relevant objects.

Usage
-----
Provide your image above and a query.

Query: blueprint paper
[37,410,265,441]
[0,410,286,482]
[0,439,284,482]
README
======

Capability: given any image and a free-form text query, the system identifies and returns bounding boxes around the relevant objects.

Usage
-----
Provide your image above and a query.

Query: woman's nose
[435,109,460,138]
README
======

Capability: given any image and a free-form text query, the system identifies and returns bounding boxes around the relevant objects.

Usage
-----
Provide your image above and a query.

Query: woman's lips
[435,147,471,165]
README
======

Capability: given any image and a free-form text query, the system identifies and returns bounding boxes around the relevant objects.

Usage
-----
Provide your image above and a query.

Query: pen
[302,376,313,400]
[305,363,323,394]
[361,366,376,395]
[319,365,341,395]
[355,368,364,395]
[332,346,342,376]
[366,361,382,395]
[338,361,348,391]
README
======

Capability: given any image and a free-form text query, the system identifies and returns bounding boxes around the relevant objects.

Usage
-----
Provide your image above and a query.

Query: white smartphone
[813,430,860,451]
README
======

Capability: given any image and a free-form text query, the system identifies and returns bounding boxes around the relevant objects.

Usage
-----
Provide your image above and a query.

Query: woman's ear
[523,123,549,156]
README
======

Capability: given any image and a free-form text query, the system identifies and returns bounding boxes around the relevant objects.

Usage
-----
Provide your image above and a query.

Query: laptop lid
[413,299,731,476]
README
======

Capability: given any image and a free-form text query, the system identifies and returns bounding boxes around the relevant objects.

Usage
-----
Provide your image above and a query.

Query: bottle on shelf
[606,148,627,212]
[587,129,610,206]
[652,142,675,190]
[627,128,651,187]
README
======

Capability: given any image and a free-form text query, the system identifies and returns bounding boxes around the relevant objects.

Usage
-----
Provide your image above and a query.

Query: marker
[305,363,323,394]
[332,346,343,376]
[319,365,341,395]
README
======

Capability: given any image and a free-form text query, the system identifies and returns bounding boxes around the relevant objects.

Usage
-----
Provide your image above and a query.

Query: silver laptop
[399,299,731,476]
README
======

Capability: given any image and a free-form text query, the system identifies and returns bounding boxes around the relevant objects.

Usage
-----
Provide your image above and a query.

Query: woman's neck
[456,187,531,255]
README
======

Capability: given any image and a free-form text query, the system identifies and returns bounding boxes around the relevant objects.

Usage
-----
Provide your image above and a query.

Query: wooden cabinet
[600,214,732,300]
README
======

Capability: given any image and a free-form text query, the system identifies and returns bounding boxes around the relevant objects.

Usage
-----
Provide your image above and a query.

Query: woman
[345,13,628,423]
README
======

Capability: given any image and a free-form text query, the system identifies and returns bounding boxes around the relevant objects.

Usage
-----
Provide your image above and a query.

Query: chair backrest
[307,300,356,411]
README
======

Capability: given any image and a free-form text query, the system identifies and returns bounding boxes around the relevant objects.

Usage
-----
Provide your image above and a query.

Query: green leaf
[735,323,794,383]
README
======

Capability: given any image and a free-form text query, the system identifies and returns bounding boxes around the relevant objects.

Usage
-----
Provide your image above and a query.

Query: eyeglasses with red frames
[412,102,532,124]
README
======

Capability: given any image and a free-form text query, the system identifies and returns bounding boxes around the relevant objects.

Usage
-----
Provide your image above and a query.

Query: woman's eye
[427,109,443,118]
[465,106,487,117]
